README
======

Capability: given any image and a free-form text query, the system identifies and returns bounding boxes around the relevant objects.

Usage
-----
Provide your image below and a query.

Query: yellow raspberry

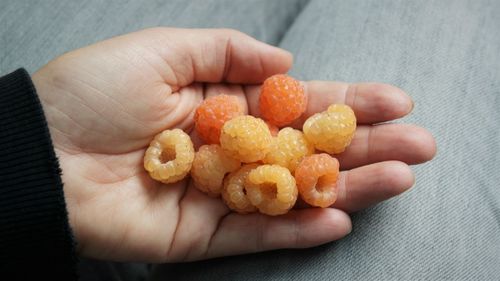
[191,144,241,196]
[143,129,194,184]
[245,165,298,216]
[222,164,259,214]
[263,127,314,172]
[303,104,356,154]
[220,115,272,163]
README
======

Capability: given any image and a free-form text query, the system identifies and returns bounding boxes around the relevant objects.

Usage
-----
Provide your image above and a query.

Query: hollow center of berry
[160,147,176,164]
[316,175,333,193]
[260,182,277,199]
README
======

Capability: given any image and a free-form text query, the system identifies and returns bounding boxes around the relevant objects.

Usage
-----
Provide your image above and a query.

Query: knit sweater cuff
[0,69,77,280]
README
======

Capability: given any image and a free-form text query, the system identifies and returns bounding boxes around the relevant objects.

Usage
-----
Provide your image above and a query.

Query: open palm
[32,28,436,262]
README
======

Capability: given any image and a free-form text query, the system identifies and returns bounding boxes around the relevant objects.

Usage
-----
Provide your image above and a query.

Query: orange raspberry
[220,115,272,163]
[263,127,314,172]
[191,144,241,196]
[143,129,194,184]
[245,165,298,216]
[294,154,339,208]
[194,94,244,144]
[303,104,356,154]
[222,164,259,214]
[259,74,307,127]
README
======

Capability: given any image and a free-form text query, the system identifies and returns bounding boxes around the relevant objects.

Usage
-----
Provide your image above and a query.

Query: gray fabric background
[0,0,308,74]
[1,0,499,280]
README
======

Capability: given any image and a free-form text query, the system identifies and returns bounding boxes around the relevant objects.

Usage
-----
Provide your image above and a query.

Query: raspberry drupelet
[259,74,307,127]
[143,129,194,184]
[222,164,259,214]
[263,127,314,172]
[294,154,340,208]
[220,115,273,163]
[191,144,241,196]
[303,104,356,154]
[245,165,298,216]
[194,94,244,144]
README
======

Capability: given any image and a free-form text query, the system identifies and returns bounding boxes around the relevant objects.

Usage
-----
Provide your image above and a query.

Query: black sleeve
[0,69,77,280]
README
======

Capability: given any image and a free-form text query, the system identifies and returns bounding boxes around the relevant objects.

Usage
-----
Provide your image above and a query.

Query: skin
[32,27,436,263]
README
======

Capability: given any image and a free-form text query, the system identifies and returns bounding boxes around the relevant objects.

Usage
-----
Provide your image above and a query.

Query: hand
[32,28,436,262]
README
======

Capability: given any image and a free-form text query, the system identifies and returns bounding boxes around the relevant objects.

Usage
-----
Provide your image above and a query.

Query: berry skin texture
[303,104,356,154]
[144,129,194,184]
[222,164,259,214]
[245,165,298,216]
[194,94,244,144]
[295,154,339,208]
[220,115,273,163]
[263,127,314,172]
[191,144,241,196]
[259,74,307,127]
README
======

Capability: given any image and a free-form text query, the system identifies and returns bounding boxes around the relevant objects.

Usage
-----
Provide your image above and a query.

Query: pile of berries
[144,74,356,216]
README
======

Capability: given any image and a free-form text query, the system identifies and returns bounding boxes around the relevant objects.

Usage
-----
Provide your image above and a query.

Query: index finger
[246,81,413,125]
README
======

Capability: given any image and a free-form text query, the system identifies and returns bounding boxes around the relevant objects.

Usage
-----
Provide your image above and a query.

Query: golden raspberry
[222,164,259,214]
[303,104,356,154]
[259,74,307,126]
[263,127,314,172]
[245,165,298,216]
[220,115,272,163]
[143,129,194,184]
[194,94,244,144]
[294,154,339,208]
[191,144,241,196]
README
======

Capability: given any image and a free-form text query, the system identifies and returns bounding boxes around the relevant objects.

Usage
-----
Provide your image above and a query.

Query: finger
[205,208,351,258]
[147,28,293,85]
[245,81,413,125]
[332,161,415,213]
[337,124,437,170]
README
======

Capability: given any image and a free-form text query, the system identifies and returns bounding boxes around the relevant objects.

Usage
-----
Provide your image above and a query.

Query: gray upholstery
[0,0,308,74]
